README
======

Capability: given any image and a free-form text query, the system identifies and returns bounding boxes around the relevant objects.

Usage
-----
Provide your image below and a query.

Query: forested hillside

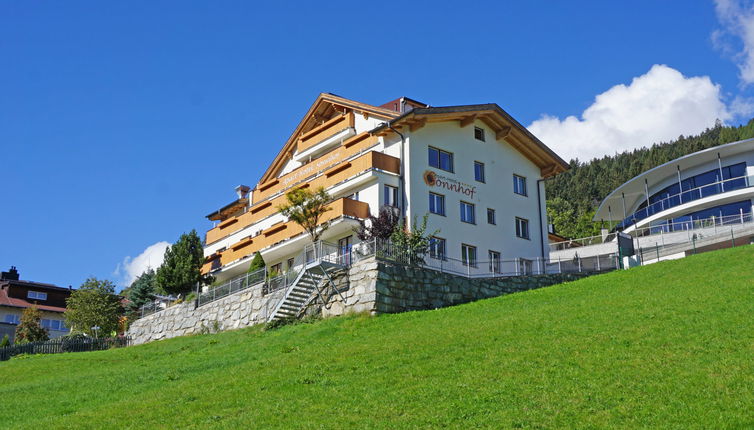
[545,119,754,239]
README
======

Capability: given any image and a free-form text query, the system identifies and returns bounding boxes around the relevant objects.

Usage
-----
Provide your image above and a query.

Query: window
[515,217,530,239]
[346,191,359,201]
[474,162,485,183]
[287,258,295,271]
[429,237,447,260]
[518,258,533,275]
[429,192,445,216]
[4,314,20,325]
[460,201,475,224]
[461,244,477,267]
[384,185,398,207]
[270,263,282,276]
[428,146,454,172]
[487,208,496,225]
[41,319,67,331]
[474,126,485,142]
[27,291,47,301]
[489,250,501,274]
[513,175,527,196]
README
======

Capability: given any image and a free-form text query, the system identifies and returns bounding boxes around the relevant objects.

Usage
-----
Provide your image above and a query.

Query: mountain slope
[1,247,753,429]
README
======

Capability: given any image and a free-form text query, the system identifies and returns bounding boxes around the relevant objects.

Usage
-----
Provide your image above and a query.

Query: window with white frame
[429,236,447,260]
[474,126,485,142]
[429,192,445,216]
[428,146,454,172]
[518,258,533,275]
[461,244,477,267]
[487,208,496,225]
[515,217,530,239]
[474,161,485,183]
[513,175,527,196]
[384,185,398,207]
[489,250,501,274]
[27,291,47,301]
[460,201,475,224]
[3,314,20,325]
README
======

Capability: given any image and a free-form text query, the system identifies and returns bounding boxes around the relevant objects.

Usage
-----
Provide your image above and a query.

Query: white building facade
[202,94,568,283]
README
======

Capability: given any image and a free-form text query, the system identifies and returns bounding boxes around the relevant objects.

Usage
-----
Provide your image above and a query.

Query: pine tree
[248,252,265,273]
[155,230,212,296]
[126,269,156,316]
[15,306,49,343]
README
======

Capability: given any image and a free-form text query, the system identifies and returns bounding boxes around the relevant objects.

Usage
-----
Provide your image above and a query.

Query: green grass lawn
[2,247,753,429]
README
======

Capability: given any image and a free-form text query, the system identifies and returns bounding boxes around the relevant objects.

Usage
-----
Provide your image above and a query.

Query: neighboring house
[201,93,568,283]
[0,267,71,342]
[595,137,754,233]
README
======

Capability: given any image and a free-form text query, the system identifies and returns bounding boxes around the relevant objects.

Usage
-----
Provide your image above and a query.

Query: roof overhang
[370,104,569,178]
[258,93,400,185]
[594,137,754,221]
[206,198,249,221]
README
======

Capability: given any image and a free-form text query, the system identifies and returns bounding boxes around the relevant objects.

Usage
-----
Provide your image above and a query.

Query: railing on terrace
[617,174,754,230]
[550,211,754,252]
[353,239,617,278]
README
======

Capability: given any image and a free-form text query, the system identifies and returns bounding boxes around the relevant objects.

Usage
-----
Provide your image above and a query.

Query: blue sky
[2,1,754,290]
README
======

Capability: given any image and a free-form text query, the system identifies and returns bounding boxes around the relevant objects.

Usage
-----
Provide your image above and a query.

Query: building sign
[280,150,344,187]
[423,170,477,199]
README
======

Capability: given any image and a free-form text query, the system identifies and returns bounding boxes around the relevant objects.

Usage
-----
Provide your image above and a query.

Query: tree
[0,334,9,347]
[277,187,332,243]
[126,269,156,317]
[390,214,437,265]
[15,306,49,343]
[65,278,123,337]
[155,230,213,296]
[248,252,265,273]
[356,206,400,241]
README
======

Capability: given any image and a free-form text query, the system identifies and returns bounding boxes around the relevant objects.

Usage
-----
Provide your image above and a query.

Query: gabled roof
[371,104,569,178]
[258,93,400,184]
[0,286,67,313]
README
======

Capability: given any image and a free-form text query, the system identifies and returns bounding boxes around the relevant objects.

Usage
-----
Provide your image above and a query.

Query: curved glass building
[594,138,754,233]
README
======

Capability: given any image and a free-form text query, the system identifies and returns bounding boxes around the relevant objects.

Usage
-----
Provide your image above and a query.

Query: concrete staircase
[268,261,345,322]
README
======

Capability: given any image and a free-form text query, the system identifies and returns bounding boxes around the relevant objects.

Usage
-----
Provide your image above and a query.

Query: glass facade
[618,162,749,229]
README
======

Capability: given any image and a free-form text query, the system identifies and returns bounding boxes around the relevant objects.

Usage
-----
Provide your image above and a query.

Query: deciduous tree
[65,278,122,337]
[277,187,332,243]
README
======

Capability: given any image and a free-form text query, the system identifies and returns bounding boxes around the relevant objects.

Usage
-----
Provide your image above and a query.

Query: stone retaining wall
[128,257,599,344]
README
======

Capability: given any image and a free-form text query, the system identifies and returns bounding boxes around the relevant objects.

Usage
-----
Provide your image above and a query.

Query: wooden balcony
[205,150,399,245]
[297,112,355,153]
[202,198,369,274]
[254,131,381,204]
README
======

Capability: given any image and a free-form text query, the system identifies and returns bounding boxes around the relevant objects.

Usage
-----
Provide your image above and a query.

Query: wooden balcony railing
[253,131,380,204]
[205,150,399,245]
[297,112,355,153]
[202,198,370,274]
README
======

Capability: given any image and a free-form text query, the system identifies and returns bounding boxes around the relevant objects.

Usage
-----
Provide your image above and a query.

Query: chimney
[1,266,19,281]
[235,185,251,200]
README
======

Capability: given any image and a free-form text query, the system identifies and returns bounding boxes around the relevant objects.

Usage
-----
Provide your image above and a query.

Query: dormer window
[28,291,47,301]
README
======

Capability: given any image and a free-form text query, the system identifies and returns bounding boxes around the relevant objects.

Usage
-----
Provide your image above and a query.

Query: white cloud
[115,241,170,287]
[713,0,754,86]
[528,64,731,162]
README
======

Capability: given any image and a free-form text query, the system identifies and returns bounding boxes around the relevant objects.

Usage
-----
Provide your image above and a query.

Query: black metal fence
[0,336,132,361]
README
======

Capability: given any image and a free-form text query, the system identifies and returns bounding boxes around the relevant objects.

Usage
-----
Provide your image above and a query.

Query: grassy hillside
[2,247,753,429]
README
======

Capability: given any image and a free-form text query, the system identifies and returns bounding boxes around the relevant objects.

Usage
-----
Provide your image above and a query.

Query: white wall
[405,120,546,262]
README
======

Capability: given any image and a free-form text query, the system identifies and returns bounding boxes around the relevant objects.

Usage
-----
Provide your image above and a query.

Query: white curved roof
[594,137,754,221]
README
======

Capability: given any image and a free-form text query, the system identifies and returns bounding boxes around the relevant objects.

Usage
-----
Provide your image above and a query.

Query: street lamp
[91,325,100,339]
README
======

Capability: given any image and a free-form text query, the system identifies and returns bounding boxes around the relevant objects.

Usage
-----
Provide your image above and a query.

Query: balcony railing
[202,198,370,273]
[297,112,355,153]
[617,174,753,230]
[205,150,397,245]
